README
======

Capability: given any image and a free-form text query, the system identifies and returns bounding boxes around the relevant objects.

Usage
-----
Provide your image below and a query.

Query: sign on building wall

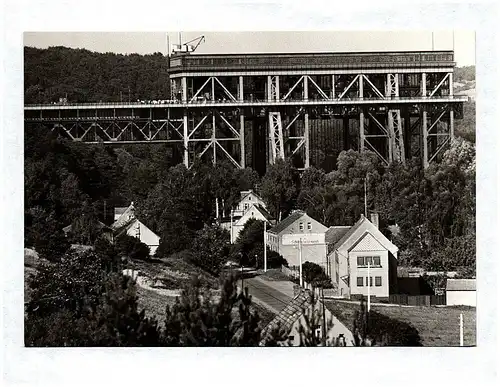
[281,233,325,246]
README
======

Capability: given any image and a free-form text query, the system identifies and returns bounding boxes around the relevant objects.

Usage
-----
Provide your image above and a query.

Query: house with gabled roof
[231,190,267,218]
[266,210,329,270]
[112,203,160,256]
[259,290,354,346]
[229,203,275,243]
[220,190,274,243]
[326,213,398,300]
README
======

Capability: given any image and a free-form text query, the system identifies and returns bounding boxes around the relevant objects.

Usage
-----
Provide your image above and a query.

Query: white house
[231,190,267,218]
[446,279,476,307]
[112,203,160,256]
[228,203,274,243]
[259,290,354,346]
[266,211,329,269]
[220,190,274,243]
[326,214,398,300]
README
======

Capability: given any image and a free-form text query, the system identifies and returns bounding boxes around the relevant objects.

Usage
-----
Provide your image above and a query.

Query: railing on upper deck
[169,51,455,71]
[24,94,469,111]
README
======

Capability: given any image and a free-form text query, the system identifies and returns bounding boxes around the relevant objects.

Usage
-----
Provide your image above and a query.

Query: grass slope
[325,300,476,346]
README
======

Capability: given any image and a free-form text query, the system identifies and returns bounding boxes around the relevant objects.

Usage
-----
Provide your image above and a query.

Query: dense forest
[24,46,170,103]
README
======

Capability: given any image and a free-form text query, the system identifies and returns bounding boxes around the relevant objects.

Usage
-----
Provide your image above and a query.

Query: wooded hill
[24,46,170,104]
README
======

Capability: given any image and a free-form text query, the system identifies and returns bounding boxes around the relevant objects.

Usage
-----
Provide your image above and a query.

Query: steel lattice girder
[268,111,285,162]
[387,109,405,164]
[186,109,242,169]
[422,104,453,167]
[363,110,390,165]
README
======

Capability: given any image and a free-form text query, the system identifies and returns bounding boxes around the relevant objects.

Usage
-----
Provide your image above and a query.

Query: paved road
[242,276,293,315]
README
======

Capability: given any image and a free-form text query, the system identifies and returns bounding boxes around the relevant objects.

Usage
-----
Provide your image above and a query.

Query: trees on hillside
[24,46,170,103]
[260,159,300,221]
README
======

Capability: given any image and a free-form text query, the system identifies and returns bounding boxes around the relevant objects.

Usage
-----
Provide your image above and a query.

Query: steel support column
[212,112,216,164]
[450,109,454,139]
[303,75,308,101]
[359,74,364,99]
[267,76,272,102]
[238,76,244,102]
[183,111,189,167]
[304,112,310,168]
[449,72,454,97]
[422,109,428,168]
[240,113,245,168]
[181,77,187,103]
[422,73,427,97]
[359,109,365,151]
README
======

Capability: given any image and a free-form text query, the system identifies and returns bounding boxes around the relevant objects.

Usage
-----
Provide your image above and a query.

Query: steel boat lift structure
[25,48,466,172]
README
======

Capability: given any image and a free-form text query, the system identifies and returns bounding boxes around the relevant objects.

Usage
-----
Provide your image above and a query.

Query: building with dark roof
[266,211,329,270]
[112,203,160,255]
[259,290,354,346]
[327,214,398,299]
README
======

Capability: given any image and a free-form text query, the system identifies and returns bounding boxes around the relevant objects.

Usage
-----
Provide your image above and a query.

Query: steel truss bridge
[24,50,466,172]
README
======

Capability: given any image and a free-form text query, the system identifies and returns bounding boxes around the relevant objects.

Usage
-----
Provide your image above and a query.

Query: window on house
[366,277,373,287]
[357,256,381,267]
[244,203,249,210]
[299,222,304,231]
[357,277,364,287]
[314,325,322,339]
[375,276,382,287]
[307,222,312,230]
[288,336,294,341]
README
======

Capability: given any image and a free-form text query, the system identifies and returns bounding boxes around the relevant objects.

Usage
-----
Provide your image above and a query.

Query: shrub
[25,247,161,346]
[190,224,231,275]
[353,298,422,346]
[302,261,333,289]
[116,234,150,261]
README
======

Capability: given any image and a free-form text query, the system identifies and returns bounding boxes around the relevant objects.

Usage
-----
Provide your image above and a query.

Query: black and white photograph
[2,1,498,386]
[22,30,477,347]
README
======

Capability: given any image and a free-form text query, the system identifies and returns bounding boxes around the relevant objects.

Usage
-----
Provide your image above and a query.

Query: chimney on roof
[370,212,379,229]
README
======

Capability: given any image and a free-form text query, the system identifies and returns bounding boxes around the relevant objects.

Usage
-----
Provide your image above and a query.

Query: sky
[23,31,475,66]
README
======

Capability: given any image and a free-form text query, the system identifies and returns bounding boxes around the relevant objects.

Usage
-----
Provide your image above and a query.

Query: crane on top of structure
[170,34,205,55]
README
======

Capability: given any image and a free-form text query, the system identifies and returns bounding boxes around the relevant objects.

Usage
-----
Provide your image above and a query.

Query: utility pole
[364,177,368,217]
[367,259,371,312]
[321,287,327,346]
[263,221,267,272]
[299,238,303,287]
[230,209,233,244]
[459,313,464,346]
